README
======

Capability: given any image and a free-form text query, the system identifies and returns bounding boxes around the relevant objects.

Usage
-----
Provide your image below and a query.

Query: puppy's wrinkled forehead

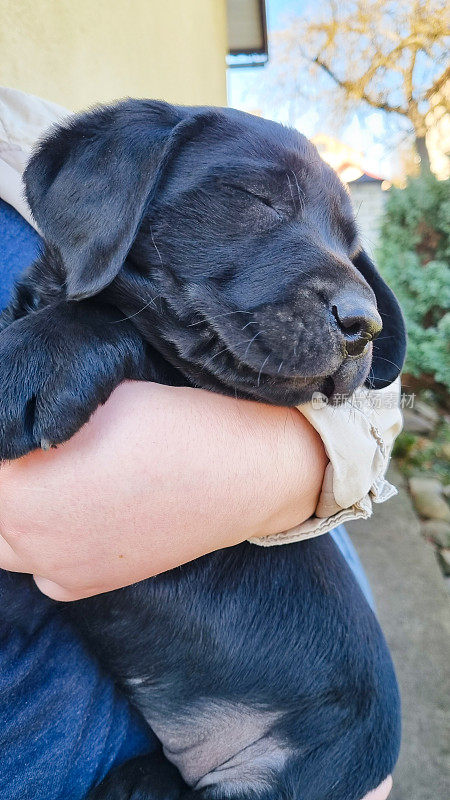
[159,108,352,225]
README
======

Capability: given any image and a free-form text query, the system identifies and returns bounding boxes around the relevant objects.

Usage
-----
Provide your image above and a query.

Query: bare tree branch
[426,66,450,100]
[263,0,449,170]
[311,56,409,116]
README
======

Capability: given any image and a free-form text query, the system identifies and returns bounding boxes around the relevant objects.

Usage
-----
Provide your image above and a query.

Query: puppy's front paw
[0,325,88,460]
[0,303,146,460]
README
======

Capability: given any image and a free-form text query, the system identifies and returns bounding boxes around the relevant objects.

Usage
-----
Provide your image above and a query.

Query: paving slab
[347,465,450,800]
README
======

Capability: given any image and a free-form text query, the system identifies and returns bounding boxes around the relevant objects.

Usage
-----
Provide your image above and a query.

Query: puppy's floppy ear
[24,99,203,300]
[353,250,407,389]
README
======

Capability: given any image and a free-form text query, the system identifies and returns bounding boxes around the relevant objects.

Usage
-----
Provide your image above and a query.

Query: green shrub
[376,174,450,390]
[393,420,450,485]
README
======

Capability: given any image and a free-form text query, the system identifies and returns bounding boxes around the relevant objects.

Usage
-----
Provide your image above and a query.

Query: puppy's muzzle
[331,291,382,357]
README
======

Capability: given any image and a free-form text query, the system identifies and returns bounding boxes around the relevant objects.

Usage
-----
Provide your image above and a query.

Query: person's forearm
[0,381,327,599]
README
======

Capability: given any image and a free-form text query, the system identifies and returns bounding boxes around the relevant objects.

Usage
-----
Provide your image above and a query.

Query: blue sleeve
[0,198,42,307]
[0,199,156,800]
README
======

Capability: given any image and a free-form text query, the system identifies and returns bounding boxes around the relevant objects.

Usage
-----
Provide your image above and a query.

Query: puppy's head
[25,100,406,403]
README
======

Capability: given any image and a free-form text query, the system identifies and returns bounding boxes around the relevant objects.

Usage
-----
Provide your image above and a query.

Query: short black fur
[0,100,405,799]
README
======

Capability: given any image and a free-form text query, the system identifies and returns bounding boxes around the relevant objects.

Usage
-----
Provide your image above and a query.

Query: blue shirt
[0,199,155,800]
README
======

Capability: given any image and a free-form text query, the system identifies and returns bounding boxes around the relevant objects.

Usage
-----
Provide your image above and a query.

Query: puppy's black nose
[332,293,382,356]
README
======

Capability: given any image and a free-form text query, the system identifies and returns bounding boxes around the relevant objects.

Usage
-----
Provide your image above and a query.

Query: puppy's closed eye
[222,183,283,221]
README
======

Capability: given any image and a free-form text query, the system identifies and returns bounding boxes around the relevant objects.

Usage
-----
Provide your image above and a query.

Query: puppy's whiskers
[202,345,233,369]
[375,355,401,371]
[243,331,265,359]
[286,174,296,210]
[257,354,271,387]
[202,337,255,370]
[188,311,252,328]
[241,319,256,331]
[291,170,305,212]
[111,295,163,323]
[202,332,266,374]
[150,227,164,267]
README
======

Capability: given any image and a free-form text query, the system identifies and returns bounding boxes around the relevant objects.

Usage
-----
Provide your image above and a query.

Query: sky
[226,0,399,178]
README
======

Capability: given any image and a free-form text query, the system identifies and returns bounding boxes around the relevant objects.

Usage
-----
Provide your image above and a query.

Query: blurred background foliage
[377,173,450,394]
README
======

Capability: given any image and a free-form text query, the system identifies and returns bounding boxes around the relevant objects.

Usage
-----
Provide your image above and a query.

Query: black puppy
[0,101,406,800]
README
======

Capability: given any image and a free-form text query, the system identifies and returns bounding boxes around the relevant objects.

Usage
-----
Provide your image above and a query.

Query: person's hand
[362,776,393,800]
[0,381,327,600]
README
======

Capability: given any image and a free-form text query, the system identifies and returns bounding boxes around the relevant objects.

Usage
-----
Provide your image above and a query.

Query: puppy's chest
[125,689,292,790]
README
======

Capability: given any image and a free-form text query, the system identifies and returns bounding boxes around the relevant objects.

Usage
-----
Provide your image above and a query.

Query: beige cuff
[250,378,402,547]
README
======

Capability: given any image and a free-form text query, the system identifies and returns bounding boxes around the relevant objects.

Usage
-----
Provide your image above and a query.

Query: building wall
[426,85,450,181]
[348,182,387,257]
[0,0,228,111]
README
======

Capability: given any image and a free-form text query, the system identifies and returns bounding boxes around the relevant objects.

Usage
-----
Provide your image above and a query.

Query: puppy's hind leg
[87,752,279,800]
[86,750,187,800]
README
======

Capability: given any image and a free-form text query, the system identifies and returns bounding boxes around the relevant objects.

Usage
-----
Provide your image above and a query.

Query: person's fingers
[361,775,393,800]
[33,575,103,602]
[0,535,25,572]
[33,576,82,601]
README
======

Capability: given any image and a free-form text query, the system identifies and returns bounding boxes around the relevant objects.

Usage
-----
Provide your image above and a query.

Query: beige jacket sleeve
[249,379,403,546]
[0,86,70,230]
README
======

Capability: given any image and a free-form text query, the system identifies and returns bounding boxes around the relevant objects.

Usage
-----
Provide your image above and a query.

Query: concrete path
[347,465,449,800]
